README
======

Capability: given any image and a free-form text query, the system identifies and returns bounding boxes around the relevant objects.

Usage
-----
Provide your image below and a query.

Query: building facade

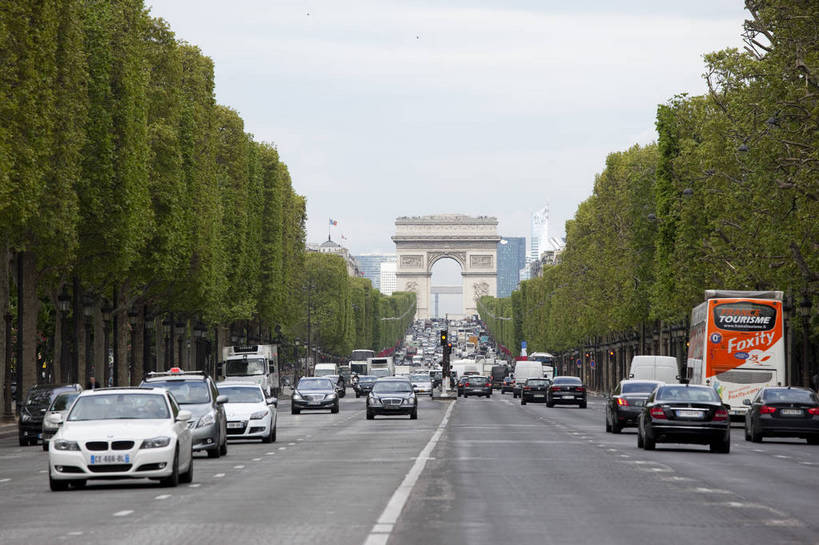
[307,237,362,277]
[530,204,550,262]
[497,237,526,298]
[379,261,398,295]
[353,253,397,291]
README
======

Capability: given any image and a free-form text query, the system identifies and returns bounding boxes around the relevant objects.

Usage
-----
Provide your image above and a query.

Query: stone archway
[392,215,500,320]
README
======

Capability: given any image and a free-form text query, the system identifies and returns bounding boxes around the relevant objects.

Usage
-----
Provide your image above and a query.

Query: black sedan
[520,378,550,405]
[546,376,587,408]
[456,376,469,397]
[744,387,819,444]
[462,376,492,398]
[605,380,662,433]
[353,375,377,398]
[638,384,730,453]
[500,376,516,394]
[366,378,417,420]
[291,377,339,414]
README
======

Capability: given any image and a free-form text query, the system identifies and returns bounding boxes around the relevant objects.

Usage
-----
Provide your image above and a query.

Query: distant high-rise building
[379,262,398,295]
[530,205,550,261]
[497,237,526,298]
[354,253,396,290]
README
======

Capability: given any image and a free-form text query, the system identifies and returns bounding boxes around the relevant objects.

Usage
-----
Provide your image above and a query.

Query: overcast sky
[147,0,747,257]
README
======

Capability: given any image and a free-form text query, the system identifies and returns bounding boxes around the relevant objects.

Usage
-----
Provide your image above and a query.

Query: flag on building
[329,218,338,226]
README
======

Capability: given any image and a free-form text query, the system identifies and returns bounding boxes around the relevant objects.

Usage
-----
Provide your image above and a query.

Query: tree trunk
[20,252,40,396]
[0,242,9,413]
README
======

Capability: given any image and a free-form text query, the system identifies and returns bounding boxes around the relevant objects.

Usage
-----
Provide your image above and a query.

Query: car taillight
[649,407,667,419]
[485,383,491,387]
[524,386,531,390]
[713,408,729,421]
[550,386,561,392]
[807,408,819,415]
[577,386,586,393]
[759,405,776,414]
[616,397,629,406]
[465,383,470,387]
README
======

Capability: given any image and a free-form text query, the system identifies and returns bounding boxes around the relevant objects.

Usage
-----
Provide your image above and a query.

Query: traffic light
[609,350,616,360]
[440,330,447,345]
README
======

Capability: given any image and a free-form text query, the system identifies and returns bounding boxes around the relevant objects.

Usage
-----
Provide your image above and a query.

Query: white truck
[629,355,679,383]
[395,364,412,376]
[349,349,375,376]
[220,344,279,396]
[313,363,339,377]
[368,357,394,377]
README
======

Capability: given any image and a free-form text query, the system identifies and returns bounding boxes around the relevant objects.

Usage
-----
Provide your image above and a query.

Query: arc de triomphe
[392,215,500,320]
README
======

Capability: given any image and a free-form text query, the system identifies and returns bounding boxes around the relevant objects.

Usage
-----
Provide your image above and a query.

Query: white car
[48,388,194,491]
[409,374,434,397]
[217,383,278,443]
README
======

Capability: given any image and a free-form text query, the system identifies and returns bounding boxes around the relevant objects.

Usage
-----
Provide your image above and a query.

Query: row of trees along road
[479,1,817,393]
[0,0,414,411]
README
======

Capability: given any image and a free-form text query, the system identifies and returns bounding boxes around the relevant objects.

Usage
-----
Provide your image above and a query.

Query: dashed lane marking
[113,510,133,517]
[188,484,201,488]
[213,473,225,478]
[252,457,262,461]
[233,465,245,469]
[154,494,171,500]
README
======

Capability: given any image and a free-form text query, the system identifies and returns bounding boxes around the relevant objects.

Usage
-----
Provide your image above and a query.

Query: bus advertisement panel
[687,291,784,416]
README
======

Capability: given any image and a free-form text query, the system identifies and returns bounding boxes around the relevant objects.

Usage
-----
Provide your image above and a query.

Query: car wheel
[807,436,819,445]
[611,422,622,434]
[180,455,194,484]
[263,424,274,443]
[430,392,434,398]
[750,424,763,443]
[42,441,49,452]
[49,471,69,492]
[366,409,374,420]
[710,432,730,454]
[521,397,527,405]
[271,425,277,442]
[206,442,220,458]
[161,447,180,487]
[331,403,339,414]
[291,407,300,415]
[637,428,644,449]
[18,431,27,447]
[605,413,612,433]
[219,436,228,456]
[410,407,418,420]
[643,430,656,451]
[546,401,554,408]
[744,423,751,441]
[355,392,360,398]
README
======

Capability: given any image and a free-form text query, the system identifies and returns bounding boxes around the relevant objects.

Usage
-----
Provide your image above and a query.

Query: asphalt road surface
[0,392,817,545]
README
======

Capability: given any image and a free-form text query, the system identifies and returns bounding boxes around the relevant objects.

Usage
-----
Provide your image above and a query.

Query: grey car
[41,391,82,451]
[291,377,339,414]
[367,377,417,420]
[140,370,228,458]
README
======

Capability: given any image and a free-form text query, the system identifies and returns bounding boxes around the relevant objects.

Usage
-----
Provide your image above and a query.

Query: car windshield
[50,392,80,411]
[68,394,169,421]
[147,380,211,404]
[410,375,430,382]
[656,386,720,402]
[218,386,264,403]
[26,387,60,408]
[763,389,817,403]
[622,382,660,394]
[225,358,265,376]
[527,379,548,386]
[373,381,412,393]
[298,378,333,390]
[553,377,582,385]
[466,377,487,382]
[359,376,376,384]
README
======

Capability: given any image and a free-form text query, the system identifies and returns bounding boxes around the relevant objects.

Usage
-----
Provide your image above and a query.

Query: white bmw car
[48,388,194,491]
[217,383,278,443]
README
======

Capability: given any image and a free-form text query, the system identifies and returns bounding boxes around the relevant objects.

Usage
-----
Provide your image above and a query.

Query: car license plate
[676,410,703,418]
[780,409,803,416]
[534,394,545,398]
[90,454,130,464]
[227,422,243,428]
[561,395,574,399]
[308,401,321,406]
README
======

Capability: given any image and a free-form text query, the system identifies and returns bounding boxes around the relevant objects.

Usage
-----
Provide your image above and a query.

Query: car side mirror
[177,410,192,422]
[46,413,63,426]
[742,398,751,406]
[216,395,228,405]
[267,397,278,408]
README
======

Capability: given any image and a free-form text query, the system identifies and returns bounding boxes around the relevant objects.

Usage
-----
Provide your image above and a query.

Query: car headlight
[292,392,303,401]
[140,436,171,449]
[53,439,80,451]
[326,393,337,400]
[196,412,215,428]
[369,396,381,406]
[250,410,267,420]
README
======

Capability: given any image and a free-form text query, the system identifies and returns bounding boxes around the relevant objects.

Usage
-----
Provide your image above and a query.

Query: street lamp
[57,286,72,383]
[175,321,185,368]
[193,321,206,372]
[162,318,172,368]
[101,300,113,386]
[798,294,812,387]
[3,311,12,418]
[82,295,95,384]
[143,309,155,377]
[128,308,139,385]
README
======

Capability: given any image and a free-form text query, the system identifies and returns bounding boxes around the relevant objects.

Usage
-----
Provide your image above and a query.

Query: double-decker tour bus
[686,290,785,416]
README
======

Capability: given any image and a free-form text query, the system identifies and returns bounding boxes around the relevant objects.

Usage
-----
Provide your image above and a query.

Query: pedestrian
[87,376,100,390]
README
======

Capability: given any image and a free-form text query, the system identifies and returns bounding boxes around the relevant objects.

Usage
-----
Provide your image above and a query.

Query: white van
[628,355,679,383]
[313,363,338,377]
[512,361,544,398]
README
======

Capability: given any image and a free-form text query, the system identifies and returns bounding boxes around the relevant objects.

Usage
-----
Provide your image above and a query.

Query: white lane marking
[288,442,296,446]
[0,478,10,483]
[773,455,791,459]
[265,452,276,456]
[39,470,47,474]
[113,510,133,517]
[188,483,201,488]
[753,449,765,453]
[297,438,304,441]
[67,531,83,536]
[692,488,732,495]
[763,519,804,527]
[253,457,262,462]
[233,465,245,469]
[154,494,171,500]
[278,447,286,451]
[799,461,818,466]
[213,473,225,478]
[363,400,456,545]
[607,449,618,452]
